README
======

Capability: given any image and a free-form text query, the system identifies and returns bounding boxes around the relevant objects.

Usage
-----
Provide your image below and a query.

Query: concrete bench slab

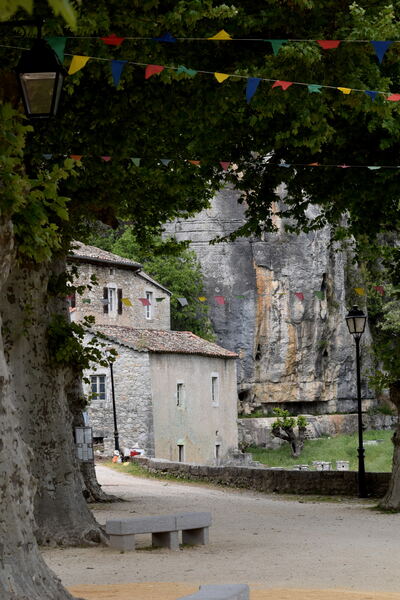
[106,515,176,535]
[177,584,249,600]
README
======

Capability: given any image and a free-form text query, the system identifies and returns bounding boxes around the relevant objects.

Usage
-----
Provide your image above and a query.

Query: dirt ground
[41,465,400,600]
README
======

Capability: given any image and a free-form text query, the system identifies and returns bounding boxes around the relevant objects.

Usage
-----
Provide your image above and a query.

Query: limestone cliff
[165,187,374,414]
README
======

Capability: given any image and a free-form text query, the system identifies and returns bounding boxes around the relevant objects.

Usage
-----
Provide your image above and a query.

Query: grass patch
[248,429,394,471]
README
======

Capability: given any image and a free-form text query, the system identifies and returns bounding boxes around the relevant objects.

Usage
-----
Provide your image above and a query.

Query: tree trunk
[0,218,79,600]
[2,252,107,546]
[379,382,400,510]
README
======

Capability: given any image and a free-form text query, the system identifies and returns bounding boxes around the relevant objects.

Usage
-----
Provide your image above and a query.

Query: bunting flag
[268,39,287,55]
[371,41,393,63]
[70,155,83,160]
[101,34,125,46]
[46,37,66,62]
[314,291,325,300]
[145,65,164,79]
[160,159,171,166]
[101,156,111,161]
[42,153,53,159]
[387,94,400,101]
[354,287,365,296]
[272,80,293,90]
[131,158,141,166]
[177,297,188,307]
[68,55,90,75]
[374,285,385,296]
[138,298,151,306]
[308,84,322,93]
[82,298,91,304]
[295,292,304,301]
[317,40,341,49]
[111,60,127,86]
[246,77,261,103]
[155,297,165,302]
[308,162,319,166]
[153,32,176,43]
[208,29,232,40]
[215,295,226,305]
[368,166,381,170]
[188,160,201,166]
[220,161,231,171]
[337,87,351,95]
[198,296,207,302]
[214,72,230,83]
[176,65,197,76]
[365,90,378,101]
[121,297,133,306]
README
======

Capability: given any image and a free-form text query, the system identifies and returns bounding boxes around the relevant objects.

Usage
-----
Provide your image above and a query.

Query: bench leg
[152,531,179,550]
[108,534,136,551]
[182,526,209,546]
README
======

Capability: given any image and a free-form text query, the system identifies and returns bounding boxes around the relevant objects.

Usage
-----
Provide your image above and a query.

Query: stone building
[68,242,239,464]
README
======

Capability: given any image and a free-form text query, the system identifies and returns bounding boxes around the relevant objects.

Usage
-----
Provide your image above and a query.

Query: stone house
[68,242,239,465]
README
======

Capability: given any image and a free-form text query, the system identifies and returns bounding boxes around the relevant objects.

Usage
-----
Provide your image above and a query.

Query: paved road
[43,465,400,592]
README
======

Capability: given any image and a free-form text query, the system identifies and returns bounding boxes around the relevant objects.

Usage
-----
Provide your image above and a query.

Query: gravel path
[42,465,400,593]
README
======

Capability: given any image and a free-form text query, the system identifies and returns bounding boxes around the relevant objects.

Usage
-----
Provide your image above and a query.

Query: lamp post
[108,359,120,455]
[345,305,367,498]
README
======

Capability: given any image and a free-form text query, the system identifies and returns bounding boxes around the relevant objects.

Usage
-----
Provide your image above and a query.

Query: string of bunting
[84,286,384,309]
[2,41,400,104]
[42,155,400,171]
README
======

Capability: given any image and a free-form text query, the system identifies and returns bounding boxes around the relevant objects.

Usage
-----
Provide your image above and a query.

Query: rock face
[165,187,374,414]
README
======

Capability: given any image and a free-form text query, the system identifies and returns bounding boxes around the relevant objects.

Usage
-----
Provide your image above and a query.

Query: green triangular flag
[308,84,322,94]
[177,65,198,77]
[46,37,67,62]
[130,158,141,166]
[267,39,287,55]
[314,291,325,300]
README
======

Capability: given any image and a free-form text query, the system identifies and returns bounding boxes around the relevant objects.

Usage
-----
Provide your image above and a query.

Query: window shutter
[71,292,76,309]
[103,287,109,314]
[118,288,123,314]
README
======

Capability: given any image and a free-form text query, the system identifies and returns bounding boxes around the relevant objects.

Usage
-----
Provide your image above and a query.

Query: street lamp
[345,305,367,498]
[105,349,120,455]
[15,32,65,118]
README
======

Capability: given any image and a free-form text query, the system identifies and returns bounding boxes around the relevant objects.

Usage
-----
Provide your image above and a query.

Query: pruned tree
[271,408,308,458]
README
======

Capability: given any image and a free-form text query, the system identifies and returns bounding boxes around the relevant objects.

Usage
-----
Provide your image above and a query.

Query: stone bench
[177,584,249,600]
[106,511,211,551]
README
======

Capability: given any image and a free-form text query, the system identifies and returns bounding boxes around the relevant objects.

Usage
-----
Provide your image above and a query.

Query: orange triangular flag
[188,160,201,166]
[68,55,90,75]
[214,72,230,83]
[208,29,232,40]
[70,155,83,160]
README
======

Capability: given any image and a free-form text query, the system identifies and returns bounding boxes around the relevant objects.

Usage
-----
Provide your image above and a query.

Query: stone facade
[68,242,171,331]
[164,187,374,414]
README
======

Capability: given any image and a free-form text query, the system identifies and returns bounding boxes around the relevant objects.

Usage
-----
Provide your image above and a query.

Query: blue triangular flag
[279,162,291,168]
[111,60,127,86]
[365,90,378,101]
[153,32,176,43]
[246,77,261,103]
[160,159,171,166]
[42,153,53,159]
[371,41,393,64]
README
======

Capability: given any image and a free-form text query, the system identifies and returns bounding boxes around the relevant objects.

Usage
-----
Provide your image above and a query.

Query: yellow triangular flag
[337,87,351,95]
[354,287,365,296]
[214,72,230,83]
[208,29,232,40]
[68,55,90,75]
[121,297,133,306]
[198,296,207,302]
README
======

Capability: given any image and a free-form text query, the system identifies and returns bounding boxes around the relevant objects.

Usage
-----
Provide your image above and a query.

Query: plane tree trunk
[0,218,79,599]
[379,382,400,510]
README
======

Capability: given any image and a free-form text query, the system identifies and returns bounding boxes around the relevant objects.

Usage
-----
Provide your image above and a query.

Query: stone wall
[238,414,397,449]
[83,333,155,455]
[164,187,374,414]
[134,456,390,497]
[69,260,170,330]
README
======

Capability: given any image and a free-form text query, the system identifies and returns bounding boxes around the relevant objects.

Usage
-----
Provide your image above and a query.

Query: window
[211,374,219,406]
[176,382,185,407]
[145,291,153,319]
[215,443,221,465]
[90,375,106,401]
[108,287,117,313]
[103,286,123,315]
[178,444,185,462]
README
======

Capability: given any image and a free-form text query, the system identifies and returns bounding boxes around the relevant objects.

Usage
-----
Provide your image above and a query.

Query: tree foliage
[271,408,308,458]
[88,227,216,340]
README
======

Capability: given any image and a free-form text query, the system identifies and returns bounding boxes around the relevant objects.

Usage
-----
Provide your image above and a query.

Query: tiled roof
[93,325,238,359]
[136,271,171,295]
[69,241,142,270]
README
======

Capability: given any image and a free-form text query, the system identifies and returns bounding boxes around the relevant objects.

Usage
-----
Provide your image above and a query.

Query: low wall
[134,457,390,498]
[238,413,397,450]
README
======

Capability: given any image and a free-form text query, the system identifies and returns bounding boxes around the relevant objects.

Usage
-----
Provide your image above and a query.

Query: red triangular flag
[101,34,125,46]
[317,40,341,49]
[308,162,320,166]
[215,295,225,305]
[139,297,151,306]
[295,292,304,301]
[374,285,385,296]
[339,164,350,168]
[188,160,201,165]
[101,156,111,162]
[272,80,293,91]
[145,65,165,79]
[70,155,83,160]
[220,161,231,171]
[387,94,400,102]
